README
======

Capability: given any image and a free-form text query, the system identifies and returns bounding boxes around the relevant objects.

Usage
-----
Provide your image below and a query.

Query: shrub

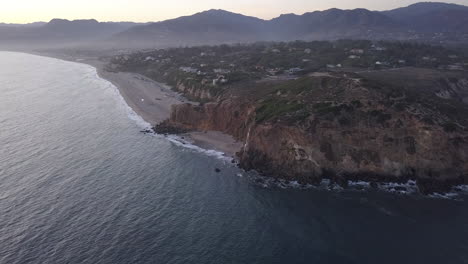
[256,99,304,123]
[442,122,457,133]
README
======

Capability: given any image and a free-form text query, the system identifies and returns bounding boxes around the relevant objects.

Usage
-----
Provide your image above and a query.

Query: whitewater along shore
[33,52,242,158]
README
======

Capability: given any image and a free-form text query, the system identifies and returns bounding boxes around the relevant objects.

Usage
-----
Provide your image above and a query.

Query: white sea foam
[89,67,152,130]
[429,192,460,200]
[166,135,234,163]
[453,185,468,193]
[377,180,419,195]
[348,181,370,188]
[247,175,467,199]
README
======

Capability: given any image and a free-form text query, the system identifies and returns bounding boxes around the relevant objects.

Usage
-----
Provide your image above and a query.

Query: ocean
[0,52,467,264]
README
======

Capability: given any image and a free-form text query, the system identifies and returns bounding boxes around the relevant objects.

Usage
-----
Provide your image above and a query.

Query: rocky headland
[153,71,468,194]
[110,41,468,194]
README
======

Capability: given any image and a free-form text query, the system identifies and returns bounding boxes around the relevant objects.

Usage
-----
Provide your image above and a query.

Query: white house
[179,67,198,73]
[214,68,230,74]
[288,67,303,74]
[213,75,228,85]
[350,49,364,54]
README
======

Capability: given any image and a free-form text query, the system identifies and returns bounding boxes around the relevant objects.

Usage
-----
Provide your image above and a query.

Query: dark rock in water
[140,129,153,134]
[370,181,379,189]
[416,177,463,195]
[215,168,221,173]
[153,121,189,135]
[394,186,407,192]
[231,159,236,164]
[330,174,349,188]
[255,178,264,184]
[353,184,365,191]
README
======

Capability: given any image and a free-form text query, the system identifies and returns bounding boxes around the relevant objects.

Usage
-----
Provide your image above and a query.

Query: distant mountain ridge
[0,19,144,49]
[382,2,468,32]
[111,2,468,48]
[0,22,46,27]
[268,8,400,40]
[112,8,402,46]
[111,9,268,47]
[1,2,468,50]
[383,2,468,20]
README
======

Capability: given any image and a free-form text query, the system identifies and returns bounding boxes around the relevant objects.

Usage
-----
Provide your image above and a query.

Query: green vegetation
[275,77,321,95]
[255,99,304,123]
[313,103,353,116]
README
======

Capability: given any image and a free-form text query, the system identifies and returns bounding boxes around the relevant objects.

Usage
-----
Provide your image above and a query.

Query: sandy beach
[36,52,243,158]
[99,67,243,158]
[98,68,186,125]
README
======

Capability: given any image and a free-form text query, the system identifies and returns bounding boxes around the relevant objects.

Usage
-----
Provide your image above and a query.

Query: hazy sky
[2,0,468,23]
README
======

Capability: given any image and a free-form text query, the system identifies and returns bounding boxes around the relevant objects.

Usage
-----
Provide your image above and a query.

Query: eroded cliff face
[157,74,468,193]
[239,115,468,191]
[173,81,215,101]
[435,78,468,104]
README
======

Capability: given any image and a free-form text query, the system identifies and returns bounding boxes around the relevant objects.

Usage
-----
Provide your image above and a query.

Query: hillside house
[214,68,230,74]
[287,67,303,74]
[213,75,228,85]
[350,49,364,54]
[179,67,197,73]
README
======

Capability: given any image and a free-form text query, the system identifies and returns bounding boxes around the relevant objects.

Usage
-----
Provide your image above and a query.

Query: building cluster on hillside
[111,40,468,89]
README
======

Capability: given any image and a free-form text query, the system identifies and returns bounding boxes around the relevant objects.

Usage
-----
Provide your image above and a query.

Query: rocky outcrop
[173,81,215,101]
[435,77,468,104]
[160,99,254,138]
[158,73,468,194]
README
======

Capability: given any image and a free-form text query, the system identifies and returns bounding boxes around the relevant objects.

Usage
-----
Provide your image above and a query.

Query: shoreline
[30,51,243,158]
[2,50,467,196]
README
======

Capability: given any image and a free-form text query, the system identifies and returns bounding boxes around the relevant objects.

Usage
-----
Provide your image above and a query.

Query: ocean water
[0,52,468,264]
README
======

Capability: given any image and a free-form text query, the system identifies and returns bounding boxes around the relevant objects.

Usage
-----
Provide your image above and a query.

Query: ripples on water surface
[0,52,467,264]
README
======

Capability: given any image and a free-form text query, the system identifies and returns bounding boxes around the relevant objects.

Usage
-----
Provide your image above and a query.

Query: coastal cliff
[157,72,468,193]
[173,81,215,101]
[109,40,468,193]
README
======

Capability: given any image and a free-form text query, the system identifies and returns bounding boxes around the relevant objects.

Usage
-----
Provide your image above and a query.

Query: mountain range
[1,2,468,50]
[0,19,143,49]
